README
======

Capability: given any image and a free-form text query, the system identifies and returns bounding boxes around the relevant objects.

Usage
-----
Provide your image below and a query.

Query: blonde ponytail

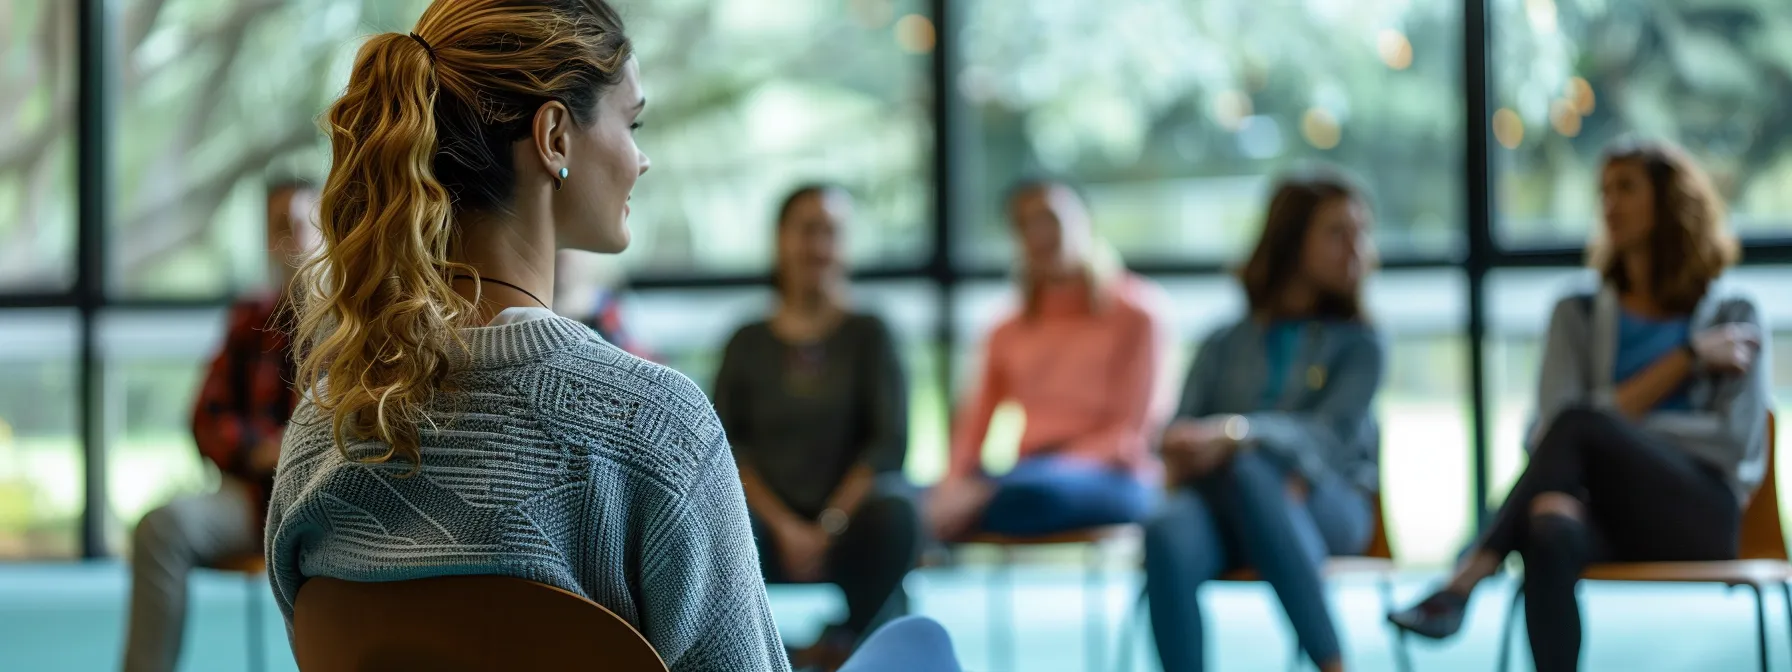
[292,32,472,470]
[291,0,632,469]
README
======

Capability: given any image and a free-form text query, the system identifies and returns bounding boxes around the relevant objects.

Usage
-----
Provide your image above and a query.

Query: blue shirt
[1261,321,1304,408]
[1614,308,1692,411]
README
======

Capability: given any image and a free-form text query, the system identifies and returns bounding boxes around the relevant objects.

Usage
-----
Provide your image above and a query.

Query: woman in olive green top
[713,185,919,671]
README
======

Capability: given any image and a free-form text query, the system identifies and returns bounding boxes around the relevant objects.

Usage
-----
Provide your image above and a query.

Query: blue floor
[0,562,1785,671]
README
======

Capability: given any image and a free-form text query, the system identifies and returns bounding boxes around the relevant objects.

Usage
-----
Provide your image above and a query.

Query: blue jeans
[976,456,1153,536]
[1144,452,1372,671]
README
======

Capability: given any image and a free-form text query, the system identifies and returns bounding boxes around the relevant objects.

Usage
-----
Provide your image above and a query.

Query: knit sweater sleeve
[630,377,790,672]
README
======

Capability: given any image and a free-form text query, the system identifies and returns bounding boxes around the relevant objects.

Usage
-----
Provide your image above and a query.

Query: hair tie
[408,32,436,64]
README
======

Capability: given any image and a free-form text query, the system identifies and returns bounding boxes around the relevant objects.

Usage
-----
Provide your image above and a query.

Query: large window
[1492,0,1792,246]
[94,0,938,539]
[99,309,226,552]
[954,0,1465,267]
[109,0,430,298]
[106,0,934,299]
[0,0,76,292]
[621,0,935,273]
[0,312,79,558]
[17,0,1792,569]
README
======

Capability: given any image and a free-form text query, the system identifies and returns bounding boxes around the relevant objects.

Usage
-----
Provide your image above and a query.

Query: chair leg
[1112,585,1148,672]
[1494,582,1522,672]
[1749,583,1768,672]
[988,548,1015,672]
[1084,544,1106,672]
[1782,582,1792,670]
[246,572,264,672]
[1379,576,1414,672]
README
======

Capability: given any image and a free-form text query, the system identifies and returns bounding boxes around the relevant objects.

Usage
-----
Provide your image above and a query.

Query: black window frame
[10,0,1792,557]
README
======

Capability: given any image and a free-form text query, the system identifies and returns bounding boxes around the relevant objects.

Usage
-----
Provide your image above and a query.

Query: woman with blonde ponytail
[264,2,787,668]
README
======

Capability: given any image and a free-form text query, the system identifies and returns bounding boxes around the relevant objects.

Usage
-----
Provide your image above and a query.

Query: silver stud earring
[556,167,569,192]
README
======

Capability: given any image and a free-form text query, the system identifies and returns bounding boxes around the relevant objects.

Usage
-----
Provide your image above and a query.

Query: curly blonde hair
[1588,139,1738,313]
[291,0,631,469]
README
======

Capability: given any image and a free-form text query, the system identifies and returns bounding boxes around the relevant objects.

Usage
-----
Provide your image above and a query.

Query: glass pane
[109,0,431,298]
[625,281,948,484]
[0,310,80,558]
[1492,1,1792,246]
[954,270,1471,566]
[621,0,934,273]
[1365,271,1471,567]
[1483,268,1581,507]
[954,0,1464,267]
[0,1,77,292]
[112,0,933,295]
[99,308,229,553]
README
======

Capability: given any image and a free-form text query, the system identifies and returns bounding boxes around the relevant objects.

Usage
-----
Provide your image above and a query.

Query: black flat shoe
[1387,589,1470,640]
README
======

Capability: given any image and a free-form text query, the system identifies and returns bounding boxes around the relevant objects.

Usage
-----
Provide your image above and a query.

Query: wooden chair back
[1739,413,1786,561]
[292,575,667,672]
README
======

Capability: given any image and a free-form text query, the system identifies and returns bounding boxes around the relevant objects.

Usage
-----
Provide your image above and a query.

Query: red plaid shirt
[191,294,297,528]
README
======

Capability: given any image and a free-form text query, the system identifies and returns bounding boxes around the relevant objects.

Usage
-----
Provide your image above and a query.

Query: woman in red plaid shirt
[120,179,319,672]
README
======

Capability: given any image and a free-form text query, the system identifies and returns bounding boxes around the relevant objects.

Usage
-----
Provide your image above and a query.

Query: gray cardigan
[266,315,790,672]
[1532,274,1773,503]
[1175,318,1386,492]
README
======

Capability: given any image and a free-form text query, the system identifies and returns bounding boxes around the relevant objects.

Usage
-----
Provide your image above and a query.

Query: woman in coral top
[928,180,1165,540]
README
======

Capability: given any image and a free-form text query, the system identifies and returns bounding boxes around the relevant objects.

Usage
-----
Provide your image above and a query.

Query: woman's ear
[530,100,573,177]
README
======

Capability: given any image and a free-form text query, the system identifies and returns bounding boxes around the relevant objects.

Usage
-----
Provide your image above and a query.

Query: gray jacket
[1532,273,1772,503]
[1175,318,1386,492]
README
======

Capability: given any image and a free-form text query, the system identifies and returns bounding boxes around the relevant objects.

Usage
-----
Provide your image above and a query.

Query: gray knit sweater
[265,314,790,671]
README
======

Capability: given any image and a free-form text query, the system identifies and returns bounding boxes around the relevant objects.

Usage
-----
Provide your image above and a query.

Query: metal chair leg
[246,572,264,672]
[1379,576,1414,672]
[1749,583,1768,672]
[1494,583,1523,672]
[988,547,1015,672]
[1112,585,1148,672]
[1084,544,1106,672]
[1782,582,1792,670]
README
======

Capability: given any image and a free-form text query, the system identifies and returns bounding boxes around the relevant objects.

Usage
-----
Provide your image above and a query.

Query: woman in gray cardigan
[1390,140,1771,672]
[1147,169,1385,672]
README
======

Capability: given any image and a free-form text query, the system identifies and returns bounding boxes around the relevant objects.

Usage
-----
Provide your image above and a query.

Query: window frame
[12,0,1792,559]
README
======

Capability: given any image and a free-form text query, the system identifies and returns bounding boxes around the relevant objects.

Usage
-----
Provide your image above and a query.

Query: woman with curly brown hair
[1390,140,1772,672]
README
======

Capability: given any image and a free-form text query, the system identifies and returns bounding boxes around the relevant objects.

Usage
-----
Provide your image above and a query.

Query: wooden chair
[1494,413,1792,672]
[959,525,1135,672]
[292,575,668,672]
[208,553,270,672]
[1113,493,1412,672]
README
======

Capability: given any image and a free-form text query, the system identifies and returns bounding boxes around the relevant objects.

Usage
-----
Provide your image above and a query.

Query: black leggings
[1479,406,1739,672]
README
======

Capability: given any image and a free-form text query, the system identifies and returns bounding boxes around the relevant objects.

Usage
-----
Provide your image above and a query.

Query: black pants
[752,478,921,639]
[1480,406,1739,672]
